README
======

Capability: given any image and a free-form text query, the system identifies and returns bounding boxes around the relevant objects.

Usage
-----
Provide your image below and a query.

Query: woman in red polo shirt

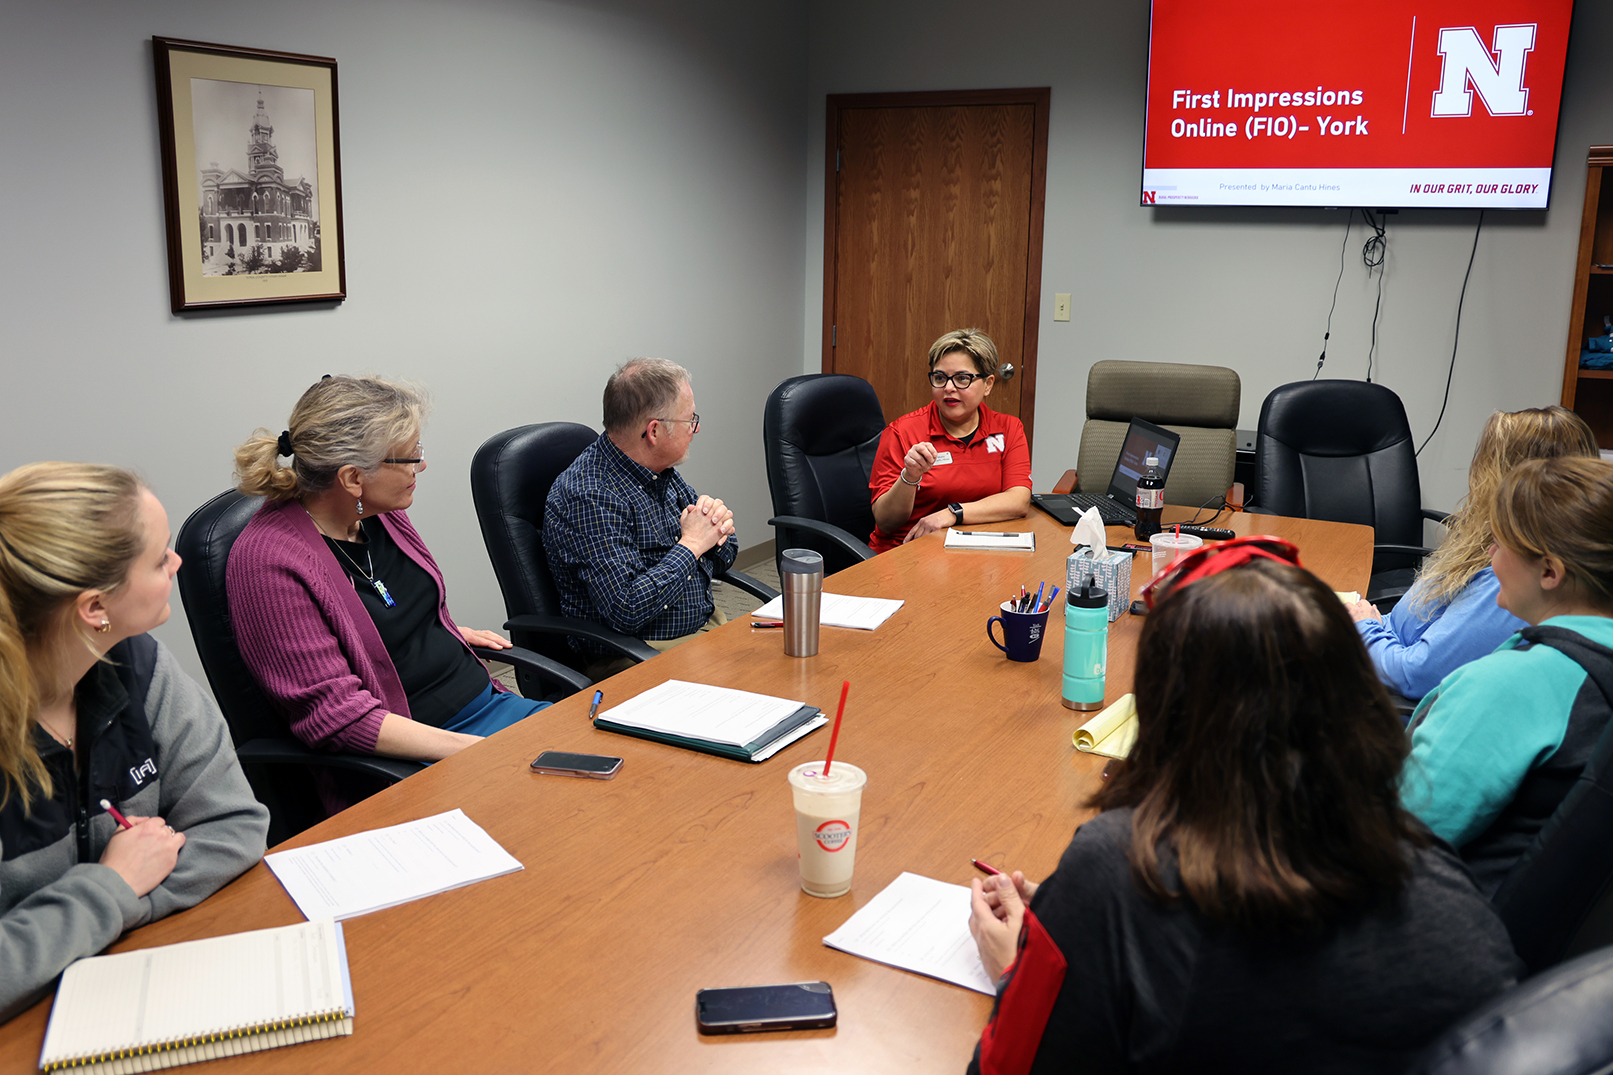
[868,328,1032,552]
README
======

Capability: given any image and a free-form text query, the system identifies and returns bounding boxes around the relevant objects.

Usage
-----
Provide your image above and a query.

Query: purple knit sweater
[226,498,505,754]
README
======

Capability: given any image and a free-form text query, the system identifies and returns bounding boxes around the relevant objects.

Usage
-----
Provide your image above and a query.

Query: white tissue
[1070,506,1108,551]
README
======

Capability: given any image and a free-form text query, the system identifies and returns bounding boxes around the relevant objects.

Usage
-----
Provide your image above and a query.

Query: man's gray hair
[603,358,690,434]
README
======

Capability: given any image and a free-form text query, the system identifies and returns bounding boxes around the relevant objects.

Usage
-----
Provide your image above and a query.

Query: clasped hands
[679,494,735,556]
[968,870,1039,981]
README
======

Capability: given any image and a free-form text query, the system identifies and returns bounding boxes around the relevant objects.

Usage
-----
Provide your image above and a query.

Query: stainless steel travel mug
[780,549,824,657]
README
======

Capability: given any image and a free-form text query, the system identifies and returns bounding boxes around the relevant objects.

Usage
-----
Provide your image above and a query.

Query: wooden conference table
[0,508,1369,1074]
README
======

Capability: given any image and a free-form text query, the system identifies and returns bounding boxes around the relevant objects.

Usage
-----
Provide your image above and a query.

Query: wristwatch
[948,502,965,526]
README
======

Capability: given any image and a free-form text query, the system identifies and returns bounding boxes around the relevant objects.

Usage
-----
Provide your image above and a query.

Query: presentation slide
[1141,0,1573,208]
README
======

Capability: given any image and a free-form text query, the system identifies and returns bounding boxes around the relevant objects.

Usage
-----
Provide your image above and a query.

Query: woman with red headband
[966,539,1518,1074]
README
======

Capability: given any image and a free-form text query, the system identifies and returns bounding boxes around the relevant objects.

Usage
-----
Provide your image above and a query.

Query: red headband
[1139,535,1303,609]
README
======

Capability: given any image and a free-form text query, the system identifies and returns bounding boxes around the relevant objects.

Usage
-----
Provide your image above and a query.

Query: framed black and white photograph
[154,37,346,313]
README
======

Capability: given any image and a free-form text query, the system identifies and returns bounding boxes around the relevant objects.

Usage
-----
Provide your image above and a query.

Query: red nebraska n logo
[1431,24,1536,117]
[1142,191,1157,204]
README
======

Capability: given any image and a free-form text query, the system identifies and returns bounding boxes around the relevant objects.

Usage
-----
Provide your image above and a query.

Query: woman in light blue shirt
[1349,406,1596,700]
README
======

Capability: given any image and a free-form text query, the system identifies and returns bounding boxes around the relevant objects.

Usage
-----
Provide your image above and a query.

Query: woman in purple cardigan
[227,376,547,787]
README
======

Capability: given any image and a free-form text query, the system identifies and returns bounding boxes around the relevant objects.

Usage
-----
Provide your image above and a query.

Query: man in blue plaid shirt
[543,358,739,676]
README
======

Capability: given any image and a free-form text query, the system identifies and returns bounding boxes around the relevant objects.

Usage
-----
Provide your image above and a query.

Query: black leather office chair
[1252,380,1448,608]
[762,374,883,576]
[176,489,586,845]
[1402,944,1613,1075]
[471,423,778,683]
[1489,628,1613,975]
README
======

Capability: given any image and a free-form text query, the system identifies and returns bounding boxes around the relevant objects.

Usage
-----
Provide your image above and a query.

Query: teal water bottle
[1062,577,1108,711]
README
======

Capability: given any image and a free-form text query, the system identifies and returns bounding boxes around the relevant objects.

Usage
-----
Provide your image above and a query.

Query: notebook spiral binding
[43,1009,351,1073]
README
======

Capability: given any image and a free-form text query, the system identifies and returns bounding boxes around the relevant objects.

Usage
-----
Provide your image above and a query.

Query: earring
[356,498,364,518]
[96,620,111,634]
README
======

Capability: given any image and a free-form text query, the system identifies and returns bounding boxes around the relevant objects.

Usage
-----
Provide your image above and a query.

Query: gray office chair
[1075,360,1241,509]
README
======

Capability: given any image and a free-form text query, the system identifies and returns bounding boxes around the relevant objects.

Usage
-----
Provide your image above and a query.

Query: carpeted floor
[714,556,782,621]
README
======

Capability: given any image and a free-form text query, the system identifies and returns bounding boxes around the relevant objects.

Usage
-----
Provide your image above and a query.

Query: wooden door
[824,89,1050,445]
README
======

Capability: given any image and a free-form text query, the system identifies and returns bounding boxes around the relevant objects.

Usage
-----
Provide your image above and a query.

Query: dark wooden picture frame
[153,37,346,313]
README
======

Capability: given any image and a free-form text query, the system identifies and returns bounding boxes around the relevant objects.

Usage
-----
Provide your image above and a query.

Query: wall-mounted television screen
[1141,0,1574,208]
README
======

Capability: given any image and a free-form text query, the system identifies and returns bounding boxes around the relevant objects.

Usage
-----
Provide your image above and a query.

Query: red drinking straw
[823,680,850,776]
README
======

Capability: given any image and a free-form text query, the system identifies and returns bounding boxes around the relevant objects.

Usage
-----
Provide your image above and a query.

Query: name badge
[933,451,953,465]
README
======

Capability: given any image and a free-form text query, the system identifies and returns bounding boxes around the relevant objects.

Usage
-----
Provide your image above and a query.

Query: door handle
[998,363,1016,381]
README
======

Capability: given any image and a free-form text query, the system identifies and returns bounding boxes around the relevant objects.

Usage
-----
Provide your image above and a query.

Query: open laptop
[1031,417,1181,526]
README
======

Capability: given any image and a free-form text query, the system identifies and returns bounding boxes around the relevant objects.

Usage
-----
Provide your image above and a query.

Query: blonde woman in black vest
[0,462,266,1022]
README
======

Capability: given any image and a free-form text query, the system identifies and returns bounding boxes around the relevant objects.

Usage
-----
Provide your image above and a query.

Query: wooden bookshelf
[1562,145,1613,448]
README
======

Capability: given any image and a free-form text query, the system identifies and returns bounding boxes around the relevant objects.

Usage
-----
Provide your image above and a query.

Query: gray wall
[806,1,1613,517]
[6,0,1612,689]
[0,0,808,682]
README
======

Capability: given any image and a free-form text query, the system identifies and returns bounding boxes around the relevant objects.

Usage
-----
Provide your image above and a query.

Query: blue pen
[588,690,603,722]
[1034,581,1045,612]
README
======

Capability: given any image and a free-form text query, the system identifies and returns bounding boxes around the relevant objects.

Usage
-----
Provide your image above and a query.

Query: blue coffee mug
[987,600,1051,662]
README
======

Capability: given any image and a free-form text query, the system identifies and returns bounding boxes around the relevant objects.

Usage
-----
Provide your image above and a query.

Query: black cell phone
[529,751,623,779]
[695,981,837,1034]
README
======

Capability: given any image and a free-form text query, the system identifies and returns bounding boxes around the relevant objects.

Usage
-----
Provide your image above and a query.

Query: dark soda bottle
[1133,456,1165,540]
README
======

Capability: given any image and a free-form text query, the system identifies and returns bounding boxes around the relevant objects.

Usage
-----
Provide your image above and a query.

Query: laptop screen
[1106,418,1181,501]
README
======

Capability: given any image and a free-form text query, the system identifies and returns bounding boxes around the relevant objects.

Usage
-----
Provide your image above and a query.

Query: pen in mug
[99,799,133,831]
[588,690,603,722]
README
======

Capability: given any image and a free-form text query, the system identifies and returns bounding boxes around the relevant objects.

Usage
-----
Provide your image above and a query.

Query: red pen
[971,858,1002,876]
[99,799,133,831]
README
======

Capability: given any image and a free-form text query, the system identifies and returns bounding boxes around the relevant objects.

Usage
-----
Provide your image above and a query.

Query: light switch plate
[1053,293,1071,321]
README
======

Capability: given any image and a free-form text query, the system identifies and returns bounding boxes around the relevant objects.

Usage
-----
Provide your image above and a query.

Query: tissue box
[1066,548,1132,623]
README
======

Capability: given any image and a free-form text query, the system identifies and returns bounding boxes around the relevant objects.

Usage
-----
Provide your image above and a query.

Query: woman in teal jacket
[1404,455,1613,895]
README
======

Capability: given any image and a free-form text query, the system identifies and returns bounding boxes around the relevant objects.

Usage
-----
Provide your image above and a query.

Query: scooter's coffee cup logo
[815,819,852,852]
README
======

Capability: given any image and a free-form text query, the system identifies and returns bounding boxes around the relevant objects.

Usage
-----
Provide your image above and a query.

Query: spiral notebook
[39,918,353,1073]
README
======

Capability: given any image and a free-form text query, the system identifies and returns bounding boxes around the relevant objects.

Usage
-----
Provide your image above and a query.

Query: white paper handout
[751,592,905,631]
[266,808,523,921]
[823,871,996,995]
